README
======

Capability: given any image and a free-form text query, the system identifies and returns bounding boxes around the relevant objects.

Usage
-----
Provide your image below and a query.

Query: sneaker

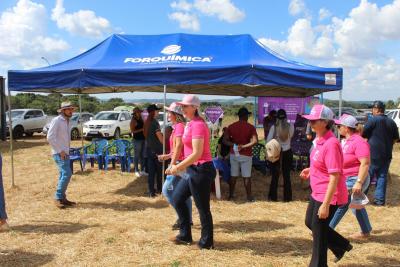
[334,243,353,263]
[134,171,141,177]
[140,171,149,176]
[54,199,66,209]
[61,199,76,206]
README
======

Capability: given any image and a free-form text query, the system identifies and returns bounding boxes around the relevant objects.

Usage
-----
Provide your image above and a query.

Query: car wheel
[13,125,24,139]
[71,128,79,140]
[114,128,121,139]
[25,132,34,137]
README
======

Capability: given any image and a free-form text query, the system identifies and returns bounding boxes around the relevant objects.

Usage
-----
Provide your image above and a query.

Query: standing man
[224,107,258,202]
[47,102,76,209]
[362,101,399,206]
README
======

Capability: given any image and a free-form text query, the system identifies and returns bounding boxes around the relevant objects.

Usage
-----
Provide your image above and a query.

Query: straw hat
[57,101,76,112]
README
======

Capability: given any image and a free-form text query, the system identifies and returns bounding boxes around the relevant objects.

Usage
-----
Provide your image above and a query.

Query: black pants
[269,149,293,201]
[305,197,350,267]
[147,147,162,195]
[172,162,216,248]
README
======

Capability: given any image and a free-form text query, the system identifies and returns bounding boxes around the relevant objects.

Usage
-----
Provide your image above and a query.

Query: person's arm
[266,125,274,142]
[170,136,183,165]
[223,127,234,146]
[47,119,63,155]
[130,118,137,133]
[156,130,163,144]
[239,134,257,151]
[392,121,399,143]
[352,157,370,194]
[289,124,295,139]
[362,119,374,139]
[318,173,339,219]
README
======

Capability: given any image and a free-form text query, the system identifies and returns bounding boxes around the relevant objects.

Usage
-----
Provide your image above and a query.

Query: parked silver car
[43,112,93,140]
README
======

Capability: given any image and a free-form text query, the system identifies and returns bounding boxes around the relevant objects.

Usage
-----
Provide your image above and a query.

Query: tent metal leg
[6,80,15,187]
[79,94,83,148]
[162,85,166,183]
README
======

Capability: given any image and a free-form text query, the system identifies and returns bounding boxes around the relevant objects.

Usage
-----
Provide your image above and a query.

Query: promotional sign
[258,96,318,124]
[204,106,224,124]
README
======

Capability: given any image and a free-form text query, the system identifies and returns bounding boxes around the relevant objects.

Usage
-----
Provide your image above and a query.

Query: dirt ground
[0,135,399,267]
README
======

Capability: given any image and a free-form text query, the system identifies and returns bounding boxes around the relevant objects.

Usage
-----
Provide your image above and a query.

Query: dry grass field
[0,132,400,266]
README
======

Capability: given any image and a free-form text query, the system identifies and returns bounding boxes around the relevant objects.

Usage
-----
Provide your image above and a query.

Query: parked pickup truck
[6,109,47,138]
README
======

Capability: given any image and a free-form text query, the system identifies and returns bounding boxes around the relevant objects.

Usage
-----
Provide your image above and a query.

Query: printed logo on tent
[124,44,212,65]
[325,74,336,85]
[161,45,181,55]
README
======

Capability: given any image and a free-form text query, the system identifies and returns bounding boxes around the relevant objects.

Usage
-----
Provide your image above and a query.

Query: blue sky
[1,0,399,101]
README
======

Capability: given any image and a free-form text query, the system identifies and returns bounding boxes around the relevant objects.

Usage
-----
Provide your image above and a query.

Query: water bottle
[166,175,174,191]
[233,144,240,157]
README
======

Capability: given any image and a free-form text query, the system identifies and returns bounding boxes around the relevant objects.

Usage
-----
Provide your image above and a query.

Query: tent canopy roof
[8,33,342,97]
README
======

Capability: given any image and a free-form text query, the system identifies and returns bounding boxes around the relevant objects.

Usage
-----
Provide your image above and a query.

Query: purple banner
[258,97,318,124]
[204,106,224,124]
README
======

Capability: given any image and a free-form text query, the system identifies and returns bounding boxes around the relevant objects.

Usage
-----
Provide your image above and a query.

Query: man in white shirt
[47,102,76,209]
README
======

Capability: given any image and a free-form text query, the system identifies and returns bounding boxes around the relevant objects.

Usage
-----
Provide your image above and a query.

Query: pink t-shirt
[169,122,185,161]
[310,130,348,205]
[341,134,370,178]
[182,116,212,164]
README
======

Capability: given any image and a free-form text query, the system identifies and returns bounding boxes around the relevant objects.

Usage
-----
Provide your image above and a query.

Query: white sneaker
[134,171,141,177]
[141,171,148,176]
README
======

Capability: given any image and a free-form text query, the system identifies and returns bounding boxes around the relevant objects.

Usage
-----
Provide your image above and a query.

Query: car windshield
[71,114,80,122]
[6,110,25,119]
[94,112,119,120]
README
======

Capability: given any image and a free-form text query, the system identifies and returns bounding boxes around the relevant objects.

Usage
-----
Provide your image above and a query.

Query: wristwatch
[356,178,362,183]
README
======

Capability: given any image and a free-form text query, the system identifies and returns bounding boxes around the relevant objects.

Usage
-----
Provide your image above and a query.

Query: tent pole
[79,94,83,148]
[253,96,257,127]
[162,85,166,183]
[6,80,15,187]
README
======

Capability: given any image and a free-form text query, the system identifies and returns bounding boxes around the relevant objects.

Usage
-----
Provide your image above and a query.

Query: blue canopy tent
[6,33,343,186]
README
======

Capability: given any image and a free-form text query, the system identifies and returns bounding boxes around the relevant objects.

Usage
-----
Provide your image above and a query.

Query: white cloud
[0,0,69,70]
[169,11,200,31]
[169,0,245,31]
[289,0,306,16]
[193,0,245,23]
[171,0,193,11]
[52,0,112,38]
[318,8,331,21]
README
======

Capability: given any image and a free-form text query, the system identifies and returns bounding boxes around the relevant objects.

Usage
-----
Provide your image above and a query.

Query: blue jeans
[172,162,216,248]
[53,154,72,200]
[0,154,7,220]
[330,175,372,234]
[133,139,145,172]
[368,159,391,205]
[162,174,192,223]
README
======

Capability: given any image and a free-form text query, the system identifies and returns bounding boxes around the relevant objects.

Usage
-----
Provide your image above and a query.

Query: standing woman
[159,102,193,229]
[267,109,294,202]
[130,107,146,177]
[300,105,352,266]
[144,104,163,198]
[329,114,372,239]
[168,95,216,249]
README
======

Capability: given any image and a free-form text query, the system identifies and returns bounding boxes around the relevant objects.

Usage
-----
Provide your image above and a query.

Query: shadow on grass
[79,199,169,211]
[216,236,312,256]
[0,249,54,267]
[215,220,294,233]
[11,221,97,234]
[0,137,48,153]
[114,175,149,197]
[341,256,400,267]
[350,229,400,246]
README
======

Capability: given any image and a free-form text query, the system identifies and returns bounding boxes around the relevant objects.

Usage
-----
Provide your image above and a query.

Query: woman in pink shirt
[167,94,216,249]
[158,102,193,230]
[300,105,352,266]
[329,114,372,239]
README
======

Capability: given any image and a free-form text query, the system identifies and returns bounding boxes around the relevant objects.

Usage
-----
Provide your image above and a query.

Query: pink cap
[165,102,183,115]
[176,94,200,107]
[334,114,358,128]
[302,104,334,121]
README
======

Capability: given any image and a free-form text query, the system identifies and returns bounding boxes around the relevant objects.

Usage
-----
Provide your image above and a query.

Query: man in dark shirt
[362,101,399,206]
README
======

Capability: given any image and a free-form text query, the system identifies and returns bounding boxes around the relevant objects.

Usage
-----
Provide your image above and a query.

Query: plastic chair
[82,139,108,170]
[69,147,83,173]
[252,143,267,175]
[103,139,129,172]
[125,143,135,173]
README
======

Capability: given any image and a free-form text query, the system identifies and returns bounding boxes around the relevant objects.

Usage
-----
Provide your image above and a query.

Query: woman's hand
[318,203,329,219]
[300,168,310,180]
[352,181,362,195]
[168,164,179,175]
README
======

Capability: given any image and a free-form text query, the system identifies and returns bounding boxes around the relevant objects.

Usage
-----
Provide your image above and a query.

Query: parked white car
[83,111,132,139]
[42,112,94,140]
[6,109,47,138]
[386,109,400,133]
